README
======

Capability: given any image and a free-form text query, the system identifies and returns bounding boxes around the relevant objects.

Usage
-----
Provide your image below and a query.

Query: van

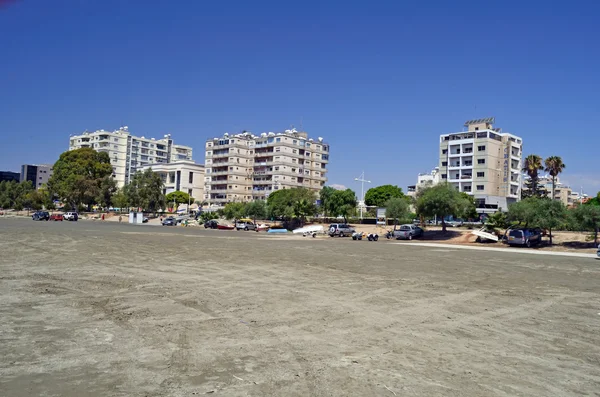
[506,228,542,247]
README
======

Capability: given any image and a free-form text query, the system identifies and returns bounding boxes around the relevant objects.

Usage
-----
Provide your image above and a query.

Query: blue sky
[1,0,599,195]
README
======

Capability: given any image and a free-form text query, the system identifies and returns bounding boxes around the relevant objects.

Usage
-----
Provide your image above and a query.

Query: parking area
[1,218,600,396]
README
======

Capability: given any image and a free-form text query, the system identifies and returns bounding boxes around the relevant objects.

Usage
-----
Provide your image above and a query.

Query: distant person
[118,215,122,223]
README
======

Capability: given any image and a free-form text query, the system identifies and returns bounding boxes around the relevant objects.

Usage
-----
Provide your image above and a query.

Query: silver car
[392,224,424,240]
[328,224,355,237]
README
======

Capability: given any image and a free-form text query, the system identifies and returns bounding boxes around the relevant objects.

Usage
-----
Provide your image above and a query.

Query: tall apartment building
[69,126,193,187]
[20,164,53,189]
[438,118,523,213]
[204,129,329,207]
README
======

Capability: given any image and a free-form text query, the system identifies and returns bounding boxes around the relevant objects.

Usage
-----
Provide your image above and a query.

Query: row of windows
[442,145,486,155]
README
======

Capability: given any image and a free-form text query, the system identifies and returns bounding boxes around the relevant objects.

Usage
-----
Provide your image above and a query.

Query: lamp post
[354,171,371,220]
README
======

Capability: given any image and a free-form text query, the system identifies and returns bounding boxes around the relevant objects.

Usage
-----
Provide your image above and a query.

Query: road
[1,218,599,396]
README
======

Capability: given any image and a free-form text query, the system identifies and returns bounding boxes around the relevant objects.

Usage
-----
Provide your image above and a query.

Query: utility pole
[354,171,371,220]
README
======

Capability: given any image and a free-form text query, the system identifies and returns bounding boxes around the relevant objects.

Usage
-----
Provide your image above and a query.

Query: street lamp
[354,171,371,220]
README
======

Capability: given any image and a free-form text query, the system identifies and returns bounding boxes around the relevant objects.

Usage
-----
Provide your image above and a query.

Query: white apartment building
[439,118,523,213]
[69,126,193,187]
[204,129,329,207]
[141,161,205,200]
[407,167,441,198]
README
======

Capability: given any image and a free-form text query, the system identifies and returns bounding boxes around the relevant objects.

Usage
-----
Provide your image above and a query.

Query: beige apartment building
[141,161,205,200]
[439,118,523,214]
[69,127,193,187]
[204,129,329,207]
[523,175,573,207]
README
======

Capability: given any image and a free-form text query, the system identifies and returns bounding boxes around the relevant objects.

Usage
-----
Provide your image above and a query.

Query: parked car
[204,220,219,229]
[236,221,257,231]
[49,213,64,221]
[506,228,542,247]
[597,244,600,258]
[391,224,424,240]
[142,217,149,223]
[63,212,78,221]
[32,211,50,221]
[328,223,355,237]
[447,219,464,227]
[162,216,177,226]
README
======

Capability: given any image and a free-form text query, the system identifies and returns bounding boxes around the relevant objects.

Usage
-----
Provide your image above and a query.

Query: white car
[63,212,79,221]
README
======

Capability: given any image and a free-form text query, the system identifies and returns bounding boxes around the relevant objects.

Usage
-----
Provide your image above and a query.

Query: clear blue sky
[1,0,599,195]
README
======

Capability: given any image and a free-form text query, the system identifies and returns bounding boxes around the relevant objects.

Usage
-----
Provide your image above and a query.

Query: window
[276,138,281,142]
[442,149,447,154]
[477,172,485,177]
[189,172,193,184]
[477,185,485,191]
[275,166,279,170]
[442,161,448,166]
[293,149,297,154]
[478,159,485,164]
[441,174,447,179]
[275,147,281,152]
[114,138,118,142]
[478,145,486,151]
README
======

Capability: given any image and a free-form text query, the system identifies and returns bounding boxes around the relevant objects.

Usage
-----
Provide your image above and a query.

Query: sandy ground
[1,218,600,396]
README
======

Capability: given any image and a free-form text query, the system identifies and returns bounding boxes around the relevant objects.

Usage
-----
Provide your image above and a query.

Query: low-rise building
[20,164,53,189]
[523,175,573,206]
[141,161,205,200]
[407,167,441,198]
[0,171,20,183]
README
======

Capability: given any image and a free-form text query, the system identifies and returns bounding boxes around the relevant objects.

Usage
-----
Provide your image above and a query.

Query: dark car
[162,216,177,226]
[49,214,64,221]
[204,220,218,229]
[32,211,50,221]
[506,228,542,247]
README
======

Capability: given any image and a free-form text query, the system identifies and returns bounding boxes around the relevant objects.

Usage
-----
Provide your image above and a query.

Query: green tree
[507,198,541,227]
[364,185,404,207]
[328,188,357,224]
[415,183,472,232]
[48,148,113,209]
[571,204,600,244]
[165,191,194,207]
[97,176,117,209]
[319,186,336,218]
[460,192,479,221]
[522,154,545,198]
[544,156,566,201]
[222,202,246,221]
[385,197,409,231]
[484,210,509,234]
[245,200,267,224]
[125,169,165,213]
[508,197,566,244]
[267,188,317,221]
[112,188,128,211]
[536,199,567,245]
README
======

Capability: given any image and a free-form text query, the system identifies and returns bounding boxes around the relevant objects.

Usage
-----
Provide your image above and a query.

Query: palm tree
[544,156,566,201]
[523,154,544,197]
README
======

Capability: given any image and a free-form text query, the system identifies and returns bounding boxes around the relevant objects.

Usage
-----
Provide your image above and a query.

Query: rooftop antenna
[354,171,371,220]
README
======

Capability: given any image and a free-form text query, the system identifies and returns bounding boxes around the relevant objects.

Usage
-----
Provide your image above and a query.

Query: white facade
[439,118,523,213]
[407,167,441,198]
[69,127,193,187]
[141,161,205,200]
[204,129,329,207]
